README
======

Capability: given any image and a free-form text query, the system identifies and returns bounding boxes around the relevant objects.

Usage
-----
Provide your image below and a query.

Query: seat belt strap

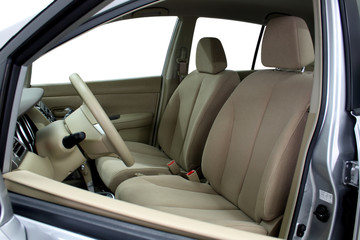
[176,47,188,82]
[80,161,94,192]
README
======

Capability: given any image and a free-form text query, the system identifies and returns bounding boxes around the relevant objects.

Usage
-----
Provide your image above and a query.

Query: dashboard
[10,86,114,182]
[12,100,56,171]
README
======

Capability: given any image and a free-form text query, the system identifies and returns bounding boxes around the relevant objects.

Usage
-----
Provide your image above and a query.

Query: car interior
[2,0,320,238]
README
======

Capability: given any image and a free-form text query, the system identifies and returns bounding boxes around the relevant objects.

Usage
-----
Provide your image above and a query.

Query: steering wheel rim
[69,73,134,167]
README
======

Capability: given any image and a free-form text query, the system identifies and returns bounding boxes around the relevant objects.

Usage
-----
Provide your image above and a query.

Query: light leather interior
[115,16,314,236]
[96,37,240,192]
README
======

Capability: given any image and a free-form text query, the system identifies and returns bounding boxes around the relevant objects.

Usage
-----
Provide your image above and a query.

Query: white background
[1,1,265,85]
[0,1,52,32]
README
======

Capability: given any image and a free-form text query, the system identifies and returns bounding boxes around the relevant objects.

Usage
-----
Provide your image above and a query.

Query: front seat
[96,37,240,192]
[115,16,314,236]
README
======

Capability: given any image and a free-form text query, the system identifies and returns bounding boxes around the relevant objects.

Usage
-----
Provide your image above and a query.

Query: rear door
[0,1,188,239]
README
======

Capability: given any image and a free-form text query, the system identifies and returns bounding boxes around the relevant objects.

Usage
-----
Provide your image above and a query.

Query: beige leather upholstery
[116,16,314,236]
[96,37,240,191]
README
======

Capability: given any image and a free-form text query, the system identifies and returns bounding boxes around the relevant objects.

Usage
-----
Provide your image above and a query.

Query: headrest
[196,37,227,74]
[261,16,314,69]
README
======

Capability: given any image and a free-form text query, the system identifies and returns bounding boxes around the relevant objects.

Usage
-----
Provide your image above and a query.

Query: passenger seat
[96,37,240,192]
[115,16,314,236]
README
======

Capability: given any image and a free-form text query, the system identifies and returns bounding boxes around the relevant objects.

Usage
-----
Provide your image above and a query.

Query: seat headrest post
[261,16,314,70]
[196,37,227,74]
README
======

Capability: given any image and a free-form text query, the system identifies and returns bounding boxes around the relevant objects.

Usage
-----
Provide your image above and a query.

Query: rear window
[189,17,266,72]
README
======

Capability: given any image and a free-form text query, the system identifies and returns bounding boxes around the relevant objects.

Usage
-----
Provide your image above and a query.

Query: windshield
[0,0,132,50]
[0,0,53,49]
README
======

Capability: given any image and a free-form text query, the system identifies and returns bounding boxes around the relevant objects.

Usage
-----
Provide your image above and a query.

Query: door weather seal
[350,109,360,240]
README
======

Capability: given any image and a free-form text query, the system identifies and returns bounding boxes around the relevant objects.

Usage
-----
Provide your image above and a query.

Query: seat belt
[186,170,200,182]
[167,160,200,182]
[80,161,94,192]
[167,160,180,175]
[176,47,188,82]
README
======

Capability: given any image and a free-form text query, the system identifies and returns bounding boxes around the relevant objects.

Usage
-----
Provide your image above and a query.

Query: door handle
[52,107,74,118]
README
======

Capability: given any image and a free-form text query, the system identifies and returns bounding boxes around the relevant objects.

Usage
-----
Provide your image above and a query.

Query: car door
[0,1,190,239]
[284,0,360,238]
[30,16,177,144]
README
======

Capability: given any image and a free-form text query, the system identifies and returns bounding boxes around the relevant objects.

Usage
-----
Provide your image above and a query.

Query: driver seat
[96,37,240,192]
[115,16,314,235]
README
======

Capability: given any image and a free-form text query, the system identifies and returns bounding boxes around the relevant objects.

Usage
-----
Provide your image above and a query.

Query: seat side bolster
[256,109,309,221]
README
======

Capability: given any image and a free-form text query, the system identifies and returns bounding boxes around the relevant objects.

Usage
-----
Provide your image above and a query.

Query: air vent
[16,116,35,152]
[12,137,26,169]
[36,101,56,122]
[12,115,37,170]
[13,137,26,157]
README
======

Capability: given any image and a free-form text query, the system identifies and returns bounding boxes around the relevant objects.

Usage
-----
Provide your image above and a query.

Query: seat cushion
[116,175,267,235]
[96,142,171,192]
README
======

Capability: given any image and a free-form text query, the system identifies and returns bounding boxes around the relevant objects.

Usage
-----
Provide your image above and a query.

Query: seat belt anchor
[186,170,200,182]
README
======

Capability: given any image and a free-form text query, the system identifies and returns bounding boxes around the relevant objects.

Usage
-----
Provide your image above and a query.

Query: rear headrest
[196,37,227,74]
[261,16,314,70]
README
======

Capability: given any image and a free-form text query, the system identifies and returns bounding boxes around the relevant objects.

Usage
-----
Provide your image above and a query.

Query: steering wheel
[69,73,134,167]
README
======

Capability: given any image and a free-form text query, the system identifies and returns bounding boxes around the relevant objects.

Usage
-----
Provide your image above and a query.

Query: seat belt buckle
[167,160,180,175]
[186,170,200,182]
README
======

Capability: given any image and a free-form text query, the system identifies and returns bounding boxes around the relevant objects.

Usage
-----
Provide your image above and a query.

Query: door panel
[34,76,161,144]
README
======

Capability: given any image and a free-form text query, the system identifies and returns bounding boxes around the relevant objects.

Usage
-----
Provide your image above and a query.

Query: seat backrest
[157,38,240,171]
[202,16,314,223]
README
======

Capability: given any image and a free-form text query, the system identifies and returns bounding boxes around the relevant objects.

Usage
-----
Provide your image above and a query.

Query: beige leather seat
[115,16,314,236]
[96,37,240,192]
